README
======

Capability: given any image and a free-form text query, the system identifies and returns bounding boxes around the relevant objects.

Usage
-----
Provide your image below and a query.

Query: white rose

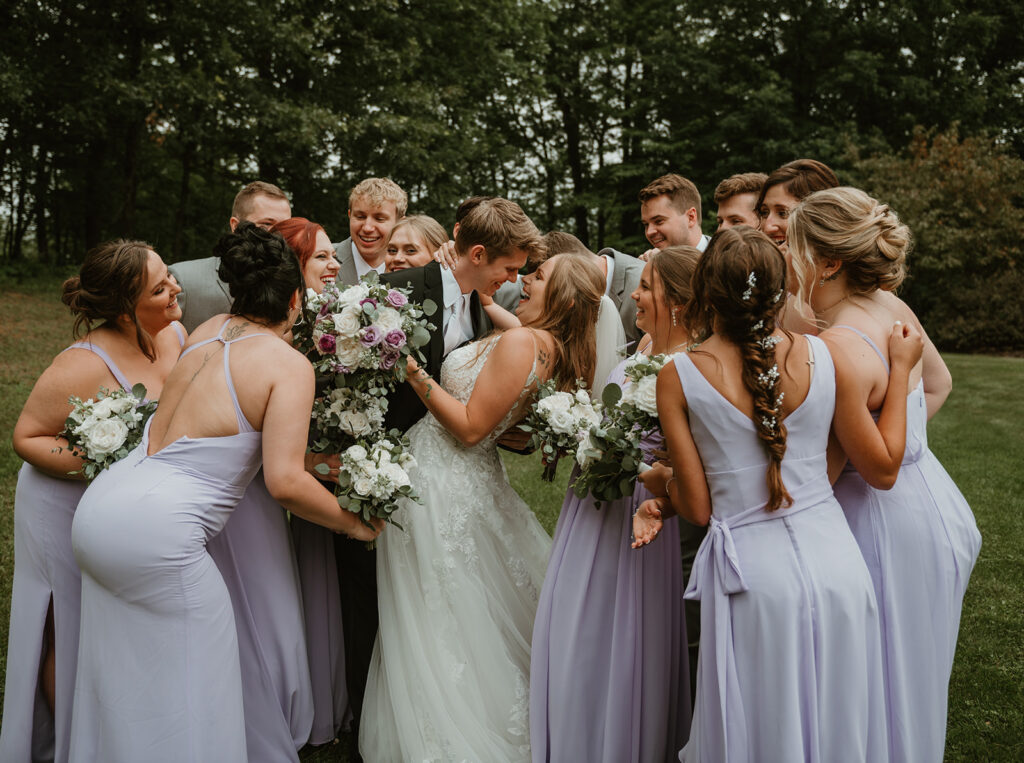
[83,417,130,457]
[383,462,410,488]
[89,397,117,419]
[631,375,659,416]
[335,338,363,368]
[374,448,392,466]
[547,408,576,436]
[345,444,368,462]
[333,306,363,338]
[575,431,600,468]
[374,306,403,333]
[573,402,601,429]
[353,476,374,496]
[338,410,374,437]
[337,283,369,309]
[107,396,135,415]
[536,392,572,420]
[574,389,591,406]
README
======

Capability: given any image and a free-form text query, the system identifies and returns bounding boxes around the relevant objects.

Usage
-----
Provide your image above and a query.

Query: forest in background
[1,0,1022,350]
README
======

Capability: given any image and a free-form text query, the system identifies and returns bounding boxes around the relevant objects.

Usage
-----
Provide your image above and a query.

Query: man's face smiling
[716,192,761,231]
[640,195,692,249]
[349,196,399,265]
[474,247,526,296]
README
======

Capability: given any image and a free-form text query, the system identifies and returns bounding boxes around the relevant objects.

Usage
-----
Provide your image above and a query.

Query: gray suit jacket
[168,257,233,332]
[332,237,360,286]
[596,248,644,349]
[493,278,523,313]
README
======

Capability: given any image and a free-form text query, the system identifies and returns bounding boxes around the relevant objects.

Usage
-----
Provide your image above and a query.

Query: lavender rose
[318,333,337,354]
[380,349,400,370]
[385,290,408,308]
[384,328,406,348]
[360,326,383,347]
[359,297,378,310]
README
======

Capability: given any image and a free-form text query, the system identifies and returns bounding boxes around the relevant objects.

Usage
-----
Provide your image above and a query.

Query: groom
[335,197,543,754]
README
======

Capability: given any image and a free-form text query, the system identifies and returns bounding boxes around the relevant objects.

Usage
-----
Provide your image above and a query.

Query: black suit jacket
[381,261,492,433]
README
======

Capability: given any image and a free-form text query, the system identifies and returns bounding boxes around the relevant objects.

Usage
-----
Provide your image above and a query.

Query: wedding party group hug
[1,159,982,763]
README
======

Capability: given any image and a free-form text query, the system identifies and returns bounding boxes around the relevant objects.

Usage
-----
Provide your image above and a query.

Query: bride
[359,252,605,762]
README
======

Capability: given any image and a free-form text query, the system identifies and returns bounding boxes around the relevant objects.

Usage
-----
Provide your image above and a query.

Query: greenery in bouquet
[571,352,670,507]
[308,386,389,456]
[299,274,436,386]
[57,383,157,479]
[317,432,421,548]
[519,378,602,481]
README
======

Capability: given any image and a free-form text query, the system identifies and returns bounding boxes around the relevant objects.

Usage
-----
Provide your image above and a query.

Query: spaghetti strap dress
[68,322,266,762]
[0,324,184,763]
[530,358,691,763]
[831,325,981,762]
[677,335,889,763]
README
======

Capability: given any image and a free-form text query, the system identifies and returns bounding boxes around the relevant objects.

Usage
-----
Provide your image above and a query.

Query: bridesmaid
[269,216,350,748]
[633,227,919,761]
[202,215,340,761]
[383,214,447,272]
[786,187,982,761]
[530,246,697,763]
[0,241,185,763]
[68,223,383,762]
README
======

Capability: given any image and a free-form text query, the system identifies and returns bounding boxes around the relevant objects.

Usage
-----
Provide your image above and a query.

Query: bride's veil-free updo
[61,239,158,360]
[215,222,304,324]
[529,252,605,392]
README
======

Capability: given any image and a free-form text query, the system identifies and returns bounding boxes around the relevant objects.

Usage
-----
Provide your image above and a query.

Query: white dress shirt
[353,247,386,279]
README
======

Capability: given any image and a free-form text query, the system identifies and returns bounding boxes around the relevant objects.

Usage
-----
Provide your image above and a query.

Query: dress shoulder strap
[179,317,234,360]
[63,342,132,392]
[171,321,186,348]
[831,324,889,374]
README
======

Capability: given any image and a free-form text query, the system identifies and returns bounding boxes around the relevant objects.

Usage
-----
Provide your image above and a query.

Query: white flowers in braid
[742,271,757,301]
[758,335,782,350]
[757,364,780,387]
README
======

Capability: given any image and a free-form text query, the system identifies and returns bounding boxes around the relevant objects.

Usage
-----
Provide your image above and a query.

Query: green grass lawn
[1,277,1022,759]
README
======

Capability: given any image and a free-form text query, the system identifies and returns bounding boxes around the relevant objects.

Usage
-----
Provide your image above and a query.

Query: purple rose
[333,362,353,374]
[318,303,331,317]
[317,333,336,354]
[386,290,408,308]
[359,297,378,310]
[380,349,400,370]
[384,328,406,348]
[359,326,383,347]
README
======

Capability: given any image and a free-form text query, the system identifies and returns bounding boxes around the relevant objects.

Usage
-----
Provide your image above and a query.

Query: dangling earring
[819,277,825,288]
[672,309,678,327]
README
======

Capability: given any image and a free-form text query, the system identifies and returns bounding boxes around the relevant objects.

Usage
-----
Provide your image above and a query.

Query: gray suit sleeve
[169,257,232,332]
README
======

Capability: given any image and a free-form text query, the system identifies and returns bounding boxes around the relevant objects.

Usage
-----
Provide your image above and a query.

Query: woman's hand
[631,499,665,548]
[432,240,458,270]
[345,516,386,542]
[305,452,340,481]
[888,321,923,372]
[638,461,672,496]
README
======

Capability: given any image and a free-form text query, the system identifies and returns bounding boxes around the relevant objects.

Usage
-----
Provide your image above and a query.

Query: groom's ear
[468,244,487,265]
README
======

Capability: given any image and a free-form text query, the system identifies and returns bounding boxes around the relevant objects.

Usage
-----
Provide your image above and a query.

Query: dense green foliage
[1,0,1022,347]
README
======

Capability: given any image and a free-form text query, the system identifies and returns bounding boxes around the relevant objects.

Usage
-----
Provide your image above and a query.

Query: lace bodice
[437,334,540,449]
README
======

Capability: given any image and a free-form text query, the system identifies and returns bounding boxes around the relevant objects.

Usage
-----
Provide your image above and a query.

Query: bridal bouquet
[571,353,669,507]
[57,384,157,479]
[300,274,436,389]
[320,434,421,548]
[519,379,603,481]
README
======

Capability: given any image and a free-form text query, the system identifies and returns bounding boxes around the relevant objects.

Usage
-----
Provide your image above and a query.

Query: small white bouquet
[57,384,157,479]
[519,379,603,481]
[299,273,435,388]
[317,432,421,548]
[570,353,670,507]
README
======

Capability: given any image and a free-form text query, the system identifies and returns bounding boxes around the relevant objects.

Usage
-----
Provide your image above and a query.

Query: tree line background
[1,0,1022,350]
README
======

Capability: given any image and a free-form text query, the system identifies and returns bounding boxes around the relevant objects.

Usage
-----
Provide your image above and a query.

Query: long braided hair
[684,226,793,512]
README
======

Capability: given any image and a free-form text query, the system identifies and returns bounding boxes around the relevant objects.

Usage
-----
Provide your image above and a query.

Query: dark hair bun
[215,221,303,323]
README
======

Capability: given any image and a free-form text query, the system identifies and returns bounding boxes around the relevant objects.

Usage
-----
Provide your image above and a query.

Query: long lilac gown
[69,324,268,762]
[530,359,691,763]
[0,327,183,763]
[831,326,981,762]
[677,335,889,763]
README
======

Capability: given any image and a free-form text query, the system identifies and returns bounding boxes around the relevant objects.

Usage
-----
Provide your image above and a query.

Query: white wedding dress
[359,335,553,762]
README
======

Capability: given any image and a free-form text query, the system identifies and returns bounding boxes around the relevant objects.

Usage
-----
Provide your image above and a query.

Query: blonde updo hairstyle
[526,252,604,391]
[685,227,792,512]
[61,240,157,360]
[787,187,911,304]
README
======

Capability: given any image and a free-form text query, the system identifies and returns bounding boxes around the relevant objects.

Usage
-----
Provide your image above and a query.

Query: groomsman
[336,198,541,760]
[334,177,406,282]
[638,173,711,254]
[714,172,768,230]
[168,181,291,331]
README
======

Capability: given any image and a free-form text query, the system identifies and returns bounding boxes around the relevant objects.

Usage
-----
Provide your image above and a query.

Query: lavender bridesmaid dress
[69,324,267,762]
[530,359,691,763]
[677,336,889,763]
[206,472,314,760]
[0,327,184,763]
[831,326,981,762]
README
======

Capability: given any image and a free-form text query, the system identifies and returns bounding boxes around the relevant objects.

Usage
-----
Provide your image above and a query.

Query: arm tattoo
[537,348,550,368]
[189,350,214,382]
